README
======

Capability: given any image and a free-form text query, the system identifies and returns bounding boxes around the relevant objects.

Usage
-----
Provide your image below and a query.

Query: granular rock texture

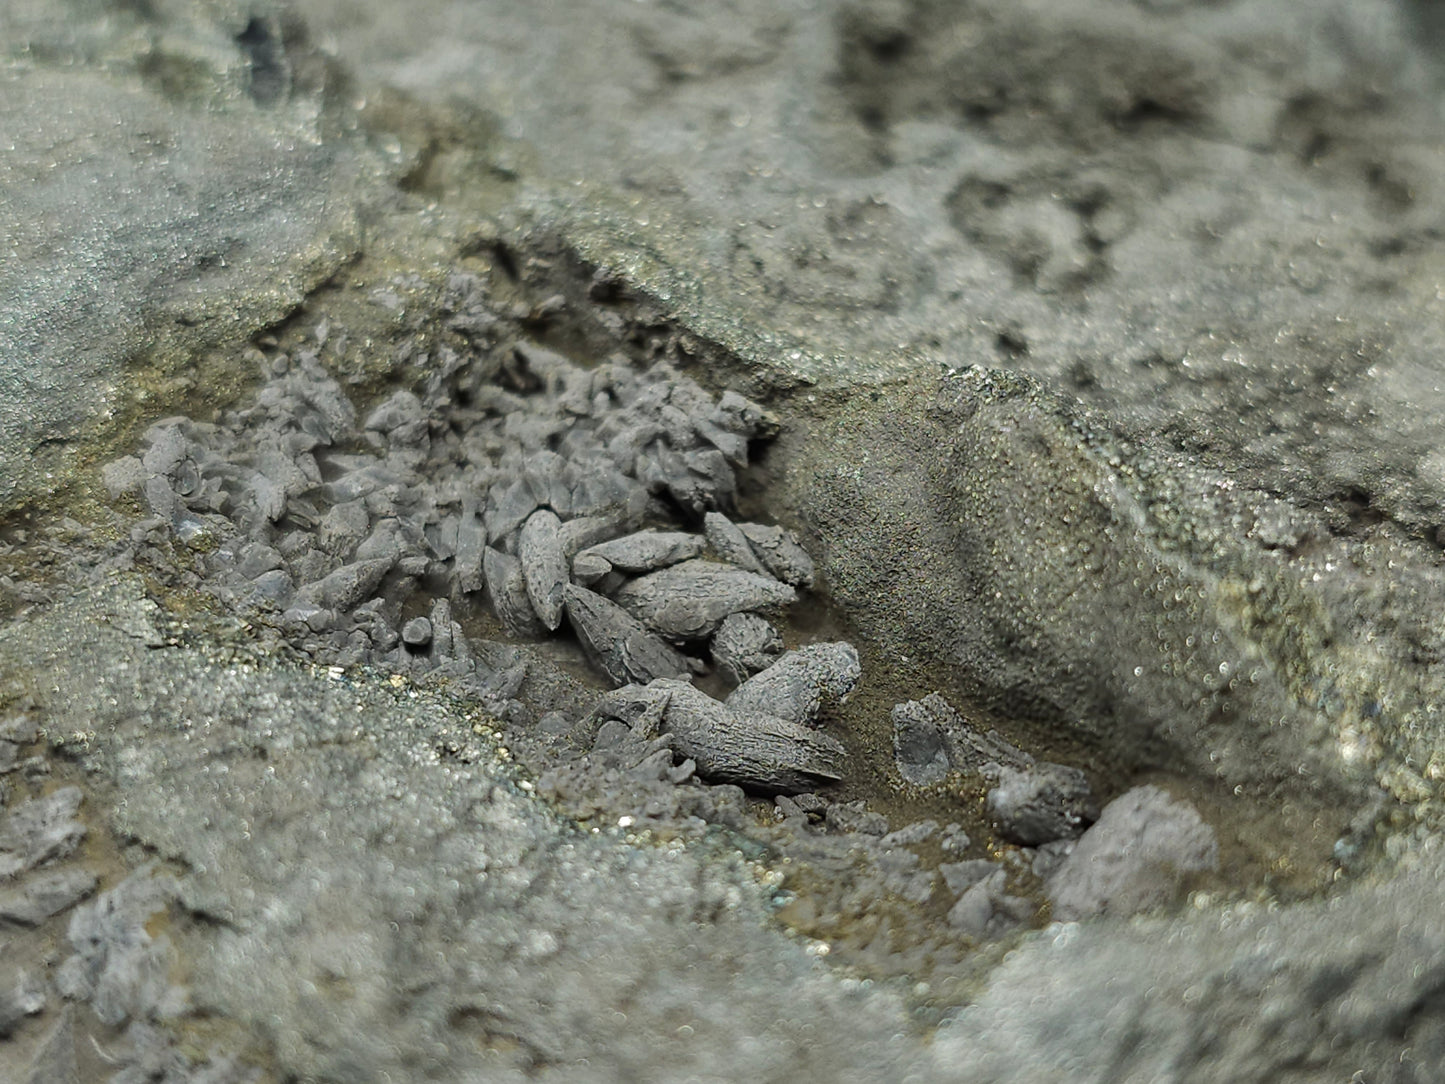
[0,0,382,514]
[942,842,1445,1084]
[710,612,785,687]
[726,641,860,726]
[892,692,1034,786]
[0,583,922,1084]
[0,787,87,880]
[813,369,1428,826]
[11,0,1445,1080]
[1044,785,1218,922]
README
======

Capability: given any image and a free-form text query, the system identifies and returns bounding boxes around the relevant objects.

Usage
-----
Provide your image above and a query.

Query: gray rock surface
[291,0,1445,548]
[1045,785,1219,922]
[943,842,1445,1083]
[811,368,1406,819]
[400,616,433,648]
[9,0,1445,1080]
[940,860,1001,898]
[737,522,815,589]
[891,697,955,786]
[593,678,848,794]
[0,583,911,1082]
[0,1,382,513]
[21,1008,77,1084]
[485,546,550,639]
[56,866,183,1028]
[0,971,45,1039]
[947,868,1035,942]
[518,508,568,630]
[710,612,784,687]
[564,583,693,687]
[704,512,766,574]
[613,559,797,640]
[986,764,1099,847]
[726,642,861,727]
[0,788,86,879]
[823,799,889,837]
[576,529,704,574]
[891,692,1033,786]
[0,869,97,927]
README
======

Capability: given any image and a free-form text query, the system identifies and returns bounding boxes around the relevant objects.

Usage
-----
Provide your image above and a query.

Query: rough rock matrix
[8,0,1445,1082]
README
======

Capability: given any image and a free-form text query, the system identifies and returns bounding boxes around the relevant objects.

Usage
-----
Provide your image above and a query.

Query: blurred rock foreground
[7,0,1445,1080]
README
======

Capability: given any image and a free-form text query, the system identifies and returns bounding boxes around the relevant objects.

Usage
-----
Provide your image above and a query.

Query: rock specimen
[0,869,98,927]
[702,513,814,587]
[1045,786,1218,922]
[575,530,704,574]
[736,522,815,588]
[564,584,693,686]
[0,788,87,879]
[947,867,1036,941]
[709,613,784,686]
[592,678,846,794]
[986,763,1099,846]
[726,642,860,726]
[518,508,568,630]
[56,866,182,1028]
[703,512,765,574]
[484,547,548,639]
[613,559,797,640]
[401,617,433,648]
[891,693,1030,785]
[891,697,956,786]
[940,860,1002,897]
[890,690,1096,844]
[296,557,395,612]
[112,336,801,700]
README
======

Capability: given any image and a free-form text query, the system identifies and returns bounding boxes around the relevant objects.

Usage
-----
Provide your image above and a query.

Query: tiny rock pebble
[824,799,889,836]
[986,762,1099,846]
[402,617,434,647]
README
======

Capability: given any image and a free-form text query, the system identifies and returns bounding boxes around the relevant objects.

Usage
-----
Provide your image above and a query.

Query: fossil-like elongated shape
[484,547,548,638]
[737,522,815,588]
[594,679,845,794]
[703,512,765,574]
[613,559,795,640]
[576,530,704,574]
[519,508,567,630]
[297,557,395,611]
[564,584,692,686]
[454,503,487,594]
[709,612,783,687]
